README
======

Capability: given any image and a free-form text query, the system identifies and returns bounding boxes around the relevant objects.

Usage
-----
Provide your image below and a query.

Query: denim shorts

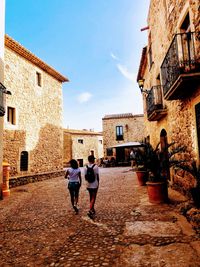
[68,182,80,191]
[87,188,98,193]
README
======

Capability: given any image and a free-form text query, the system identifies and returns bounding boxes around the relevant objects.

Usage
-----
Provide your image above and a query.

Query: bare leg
[89,189,97,212]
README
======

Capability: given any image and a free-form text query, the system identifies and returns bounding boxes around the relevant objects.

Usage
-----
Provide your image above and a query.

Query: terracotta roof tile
[103,113,144,120]
[63,129,102,135]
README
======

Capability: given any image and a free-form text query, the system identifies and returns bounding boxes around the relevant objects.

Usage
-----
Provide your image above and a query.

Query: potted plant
[145,141,169,204]
[134,139,166,187]
[175,161,200,208]
[134,146,149,186]
[145,129,186,204]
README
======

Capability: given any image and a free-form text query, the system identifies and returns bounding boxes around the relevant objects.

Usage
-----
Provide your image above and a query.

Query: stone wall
[102,114,145,157]
[0,0,5,194]
[63,129,103,166]
[143,89,200,151]
[3,46,64,178]
[9,171,65,188]
[63,131,72,166]
[140,0,200,192]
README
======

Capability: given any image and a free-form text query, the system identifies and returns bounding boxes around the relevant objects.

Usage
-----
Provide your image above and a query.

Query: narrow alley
[0,167,200,267]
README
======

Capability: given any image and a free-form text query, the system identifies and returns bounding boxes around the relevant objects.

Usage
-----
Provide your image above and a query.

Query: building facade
[3,35,68,183]
[0,0,5,197]
[63,129,103,167]
[102,113,145,162]
[137,0,200,192]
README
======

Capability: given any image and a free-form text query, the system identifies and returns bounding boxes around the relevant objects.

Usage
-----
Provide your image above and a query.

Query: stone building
[0,0,5,197]
[102,113,145,163]
[63,129,103,167]
[137,0,200,193]
[3,35,68,185]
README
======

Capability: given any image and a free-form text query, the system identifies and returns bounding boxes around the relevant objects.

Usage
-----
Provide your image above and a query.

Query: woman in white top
[65,159,82,213]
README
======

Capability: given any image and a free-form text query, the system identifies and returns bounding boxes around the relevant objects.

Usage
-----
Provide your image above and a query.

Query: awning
[110,142,144,148]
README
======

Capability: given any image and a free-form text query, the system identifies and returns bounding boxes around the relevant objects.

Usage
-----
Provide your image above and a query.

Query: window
[106,148,113,156]
[116,126,123,140]
[99,140,103,144]
[36,71,42,87]
[178,12,194,69]
[0,83,5,116]
[7,106,16,125]
[77,159,83,167]
[149,45,153,69]
[180,12,190,32]
[20,151,28,171]
[154,74,162,105]
[78,139,83,144]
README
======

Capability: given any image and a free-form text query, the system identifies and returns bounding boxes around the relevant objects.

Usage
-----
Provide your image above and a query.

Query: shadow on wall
[3,123,63,177]
[3,129,26,176]
[30,123,63,173]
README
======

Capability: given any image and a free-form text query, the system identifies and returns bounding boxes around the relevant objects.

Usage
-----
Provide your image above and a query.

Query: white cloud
[110,52,119,61]
[110,52,136,82]
[77,92,92,103]
[116,64,136,82]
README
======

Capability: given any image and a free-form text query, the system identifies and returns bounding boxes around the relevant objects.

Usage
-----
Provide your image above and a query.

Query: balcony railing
[146,85,167,121]
[161,31,200,100]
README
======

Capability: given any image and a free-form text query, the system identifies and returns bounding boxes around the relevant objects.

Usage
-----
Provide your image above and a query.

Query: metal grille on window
[116,126,123,140]
[0,82,6,116]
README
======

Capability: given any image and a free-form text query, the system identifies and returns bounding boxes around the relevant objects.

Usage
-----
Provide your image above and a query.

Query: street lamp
[138,79,144,90]
[138,79,148,94]
[0,82,12,117]
[0,82,11,95]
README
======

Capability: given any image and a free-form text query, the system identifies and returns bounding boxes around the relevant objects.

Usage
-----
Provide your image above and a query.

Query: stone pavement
[0,167,200,267]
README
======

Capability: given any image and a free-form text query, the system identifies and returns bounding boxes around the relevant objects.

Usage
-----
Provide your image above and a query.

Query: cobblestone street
[0,167,200,267]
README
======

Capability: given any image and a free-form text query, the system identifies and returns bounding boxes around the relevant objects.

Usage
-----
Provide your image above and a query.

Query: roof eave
[136,46,147,82]
[5,34,69,83]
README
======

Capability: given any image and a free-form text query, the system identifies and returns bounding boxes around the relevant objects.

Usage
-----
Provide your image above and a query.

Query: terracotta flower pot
[146,181,168,204]
[136,171,148,186]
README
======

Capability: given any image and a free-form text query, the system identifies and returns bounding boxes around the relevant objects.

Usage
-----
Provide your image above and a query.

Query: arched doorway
[20,151,28,171]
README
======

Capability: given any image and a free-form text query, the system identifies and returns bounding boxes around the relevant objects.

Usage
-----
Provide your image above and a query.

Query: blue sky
[5,0,149,131]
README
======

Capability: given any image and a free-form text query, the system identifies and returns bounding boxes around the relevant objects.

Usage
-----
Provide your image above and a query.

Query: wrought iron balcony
[146,85,167,121]
[161,31,200,100]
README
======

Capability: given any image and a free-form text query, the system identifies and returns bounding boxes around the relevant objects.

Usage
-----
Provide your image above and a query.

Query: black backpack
[85,164,96,183]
